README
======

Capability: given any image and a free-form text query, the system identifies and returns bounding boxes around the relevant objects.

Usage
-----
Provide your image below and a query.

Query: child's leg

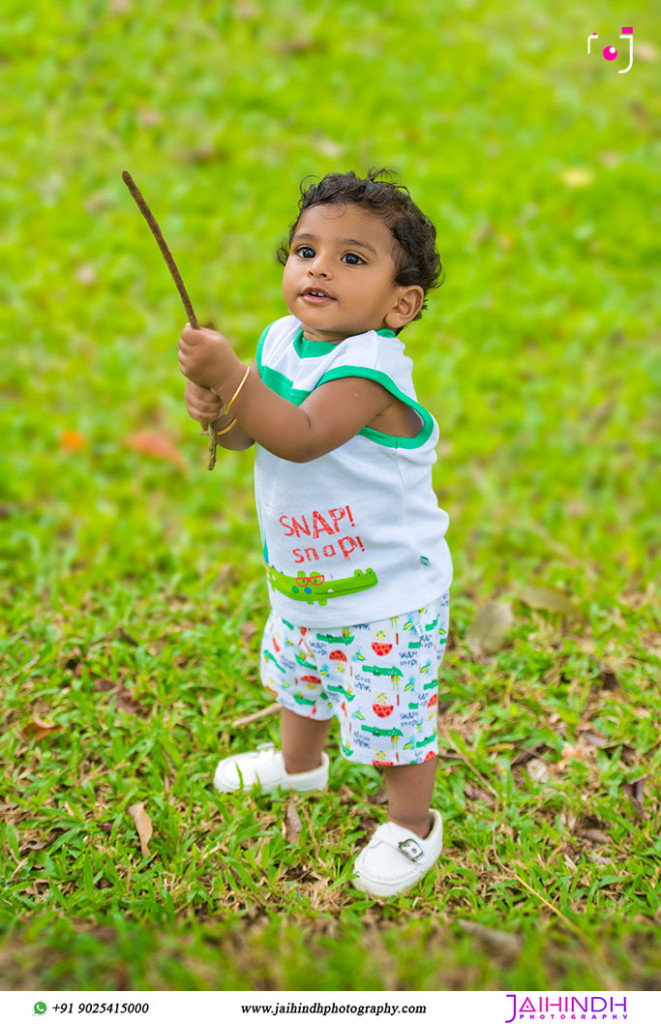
[383,757,437,839]
[281,706,333,775]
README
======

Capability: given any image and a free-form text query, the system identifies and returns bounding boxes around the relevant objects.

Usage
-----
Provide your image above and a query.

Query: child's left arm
[178,324,392,463]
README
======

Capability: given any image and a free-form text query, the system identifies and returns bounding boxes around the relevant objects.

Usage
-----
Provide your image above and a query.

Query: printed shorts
[259,591,450,767]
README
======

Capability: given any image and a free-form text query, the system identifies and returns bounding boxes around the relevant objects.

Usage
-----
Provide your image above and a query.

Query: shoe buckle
[398,838,424,862]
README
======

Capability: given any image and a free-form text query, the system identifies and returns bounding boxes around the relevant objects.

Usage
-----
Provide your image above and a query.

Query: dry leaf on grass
[116,627,139,647]
[576,726,610,748]
[511,743,549,767]
[214,564,236,588]
[466,601,513,657]
[274,35,323,56]
[550,742,586,775]
[20,836,58,854]
[516,585,580,617]
[464,783,496,808]
[60,429,88,452]
[623,775,649,818]
[457,920,522,961]
[575,816,611,845]
[603,742,638,766]
[94,678,145,716]
[591,657,618,690]
[21,717,63,743]
[579,828,611,845]
[240,621,259,645]
[526,758,551,783]
[127,803,153,857]
[283,796,302,845]
[125,432,186,469]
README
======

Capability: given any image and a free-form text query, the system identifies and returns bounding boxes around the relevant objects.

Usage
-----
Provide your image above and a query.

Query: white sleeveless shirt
[253,315,453,627]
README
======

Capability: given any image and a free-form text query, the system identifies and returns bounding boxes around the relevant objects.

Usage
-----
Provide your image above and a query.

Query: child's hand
[184,379,223,429]
[178,323,238,391]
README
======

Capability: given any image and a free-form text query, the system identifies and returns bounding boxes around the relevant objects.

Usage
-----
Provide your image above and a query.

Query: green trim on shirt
[293,331,337,359]
[317,366,435,448]
[257,363,434,449]
[259,365,309,406]
[293,327,397,360]
[256,322,432,449]
[256,322,274,376]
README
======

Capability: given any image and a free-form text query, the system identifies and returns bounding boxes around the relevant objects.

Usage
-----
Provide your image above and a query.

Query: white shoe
[213,742,329,795]
[352,810,443,898]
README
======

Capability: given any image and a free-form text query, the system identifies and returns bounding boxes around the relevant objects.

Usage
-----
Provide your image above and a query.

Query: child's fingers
[185,393,223,423]
[178,336,206,379]
[200,402,223,420]
[187,393,221,413]
[181,323,203,344]
[182,323,219,344]
[186,379,211,398]
[184,379,219,409]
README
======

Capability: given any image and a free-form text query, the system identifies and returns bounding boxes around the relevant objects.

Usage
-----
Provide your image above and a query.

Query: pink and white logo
[505,993,629,1022]
[588,27,634,72]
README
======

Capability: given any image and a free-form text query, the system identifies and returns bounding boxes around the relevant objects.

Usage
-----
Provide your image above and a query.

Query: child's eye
[342,252,365,265]
[295,246,315,259]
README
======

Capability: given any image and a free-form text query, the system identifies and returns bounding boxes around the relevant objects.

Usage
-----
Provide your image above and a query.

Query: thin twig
[232,702,281,728]
[4,654,40,684]
[121,170,219,469]
[442,724,594,945]
[490,827,592,944]
[439,725,499,799]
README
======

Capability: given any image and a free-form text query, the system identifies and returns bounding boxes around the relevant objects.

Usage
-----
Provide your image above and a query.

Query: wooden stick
[121,171,219,470]
[232,702,281,728]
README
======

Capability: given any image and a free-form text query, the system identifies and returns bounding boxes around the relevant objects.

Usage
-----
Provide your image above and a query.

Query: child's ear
[385,286,425,329]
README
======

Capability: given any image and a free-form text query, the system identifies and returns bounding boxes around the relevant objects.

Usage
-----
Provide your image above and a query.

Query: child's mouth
[302,289,335,304]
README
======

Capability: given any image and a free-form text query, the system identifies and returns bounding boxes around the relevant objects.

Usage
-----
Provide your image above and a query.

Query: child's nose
[307,254,331,277]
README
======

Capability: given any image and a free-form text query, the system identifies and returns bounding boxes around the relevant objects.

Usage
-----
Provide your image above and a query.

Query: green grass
[1,0,659,992]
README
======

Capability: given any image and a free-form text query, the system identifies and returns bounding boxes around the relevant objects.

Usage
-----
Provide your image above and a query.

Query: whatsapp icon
[34,1004,47,1016]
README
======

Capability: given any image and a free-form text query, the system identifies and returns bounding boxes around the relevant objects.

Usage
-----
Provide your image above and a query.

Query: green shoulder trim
[293,329,337,359]
[317,366,435,449]
[292,326,397,359]
[256,321,276,377]
[258,328,434,448]
[259,365,309,406]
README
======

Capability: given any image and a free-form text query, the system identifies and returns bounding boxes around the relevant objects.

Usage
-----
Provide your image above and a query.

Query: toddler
[178,169,453,898]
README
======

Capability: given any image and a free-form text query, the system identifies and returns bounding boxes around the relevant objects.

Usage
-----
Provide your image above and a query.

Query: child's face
[282,203,422,343]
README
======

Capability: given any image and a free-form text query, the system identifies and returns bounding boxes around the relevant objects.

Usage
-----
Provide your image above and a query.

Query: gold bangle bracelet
[223,364,251,417]
[215,418,237,436]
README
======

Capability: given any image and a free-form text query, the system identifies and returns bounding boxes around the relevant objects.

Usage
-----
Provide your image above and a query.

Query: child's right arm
[184,374,255,451]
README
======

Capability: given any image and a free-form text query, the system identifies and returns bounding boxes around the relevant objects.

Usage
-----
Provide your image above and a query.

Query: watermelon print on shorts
[259,591,450,767]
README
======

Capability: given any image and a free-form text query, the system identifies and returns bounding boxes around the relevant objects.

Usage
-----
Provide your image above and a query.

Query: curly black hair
[277,169,443,326]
